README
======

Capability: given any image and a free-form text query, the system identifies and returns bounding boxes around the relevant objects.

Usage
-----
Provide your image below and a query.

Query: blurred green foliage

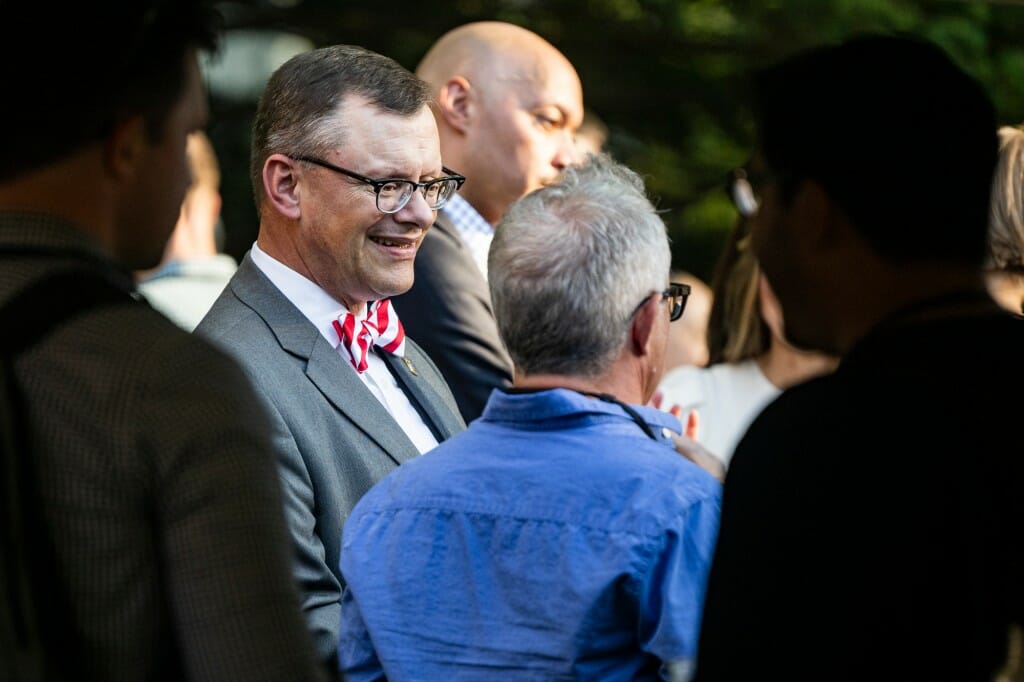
[210,0,1024,281]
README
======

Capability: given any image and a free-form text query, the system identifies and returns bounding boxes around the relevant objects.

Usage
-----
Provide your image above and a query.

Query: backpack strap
[1,270,136,681]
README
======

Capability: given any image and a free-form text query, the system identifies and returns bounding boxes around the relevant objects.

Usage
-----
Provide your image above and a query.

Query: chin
[376,274,416,299]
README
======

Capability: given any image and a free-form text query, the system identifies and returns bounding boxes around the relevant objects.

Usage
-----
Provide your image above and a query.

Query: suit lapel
[231,255,421,465]
[305,341,421,464]
[379,348,464,440]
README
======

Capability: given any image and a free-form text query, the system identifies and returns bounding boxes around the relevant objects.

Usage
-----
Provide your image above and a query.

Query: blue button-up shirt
[339,388,722,681]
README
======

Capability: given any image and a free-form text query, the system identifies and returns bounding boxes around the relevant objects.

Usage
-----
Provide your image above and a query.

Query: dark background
[205,0,1024,281]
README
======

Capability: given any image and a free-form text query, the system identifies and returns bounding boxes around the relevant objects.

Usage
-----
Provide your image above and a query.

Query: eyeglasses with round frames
[294,155,466,214]
[631,282,691,322]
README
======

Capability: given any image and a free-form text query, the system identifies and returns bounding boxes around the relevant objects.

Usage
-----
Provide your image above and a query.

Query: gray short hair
[489,153,671,378]
[250,44,432,206]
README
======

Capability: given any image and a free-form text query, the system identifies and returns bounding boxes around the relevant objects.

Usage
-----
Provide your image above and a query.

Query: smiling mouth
[369,236,415,248]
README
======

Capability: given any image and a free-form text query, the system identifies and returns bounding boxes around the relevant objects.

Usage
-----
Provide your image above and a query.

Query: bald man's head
[418,22,562,85]
[420,21,584,225]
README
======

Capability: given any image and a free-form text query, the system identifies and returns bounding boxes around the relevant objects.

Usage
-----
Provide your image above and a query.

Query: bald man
[391,21,584,422]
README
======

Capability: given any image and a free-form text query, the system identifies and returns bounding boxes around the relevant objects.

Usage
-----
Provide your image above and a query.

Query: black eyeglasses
[631,282,690,322]
[294,156,466,214]
[726,167,774,218]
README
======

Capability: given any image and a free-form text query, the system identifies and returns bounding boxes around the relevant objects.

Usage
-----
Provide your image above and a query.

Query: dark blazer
[196,254,466,660]
[391,212,514,423]
[2,218,326,680]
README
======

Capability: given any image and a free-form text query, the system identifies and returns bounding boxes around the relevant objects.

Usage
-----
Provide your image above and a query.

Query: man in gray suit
[391,21,585,423]
[196,45,466,661]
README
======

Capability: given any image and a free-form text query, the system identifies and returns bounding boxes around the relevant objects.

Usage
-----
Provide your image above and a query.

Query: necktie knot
[333,299,406,373]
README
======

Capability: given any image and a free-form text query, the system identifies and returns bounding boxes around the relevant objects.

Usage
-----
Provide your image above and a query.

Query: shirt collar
[249,241,351,348]
[442,193,494,239]
[485,387,683,440]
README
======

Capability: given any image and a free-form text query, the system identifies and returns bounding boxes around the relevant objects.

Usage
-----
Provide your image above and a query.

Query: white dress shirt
[249,242,439,454]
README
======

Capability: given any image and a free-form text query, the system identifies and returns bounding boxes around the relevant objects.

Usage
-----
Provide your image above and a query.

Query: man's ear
[790,178,840,251]
[103,116,148,180]
[436,76,474,133]
[263,154,302,220]
[630,294,657,358]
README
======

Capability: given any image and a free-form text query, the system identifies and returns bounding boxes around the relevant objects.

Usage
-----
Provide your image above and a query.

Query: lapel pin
[402,356,419,376]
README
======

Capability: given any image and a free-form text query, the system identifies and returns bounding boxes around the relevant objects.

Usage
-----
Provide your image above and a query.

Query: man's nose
[395,186,438,227]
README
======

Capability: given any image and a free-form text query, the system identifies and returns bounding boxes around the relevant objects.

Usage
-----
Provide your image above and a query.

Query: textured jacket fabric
[390,212,513,423]
[196,253,465,660]
[0,214,325,681]
[695,301,1024,681]
[339,388,722,681]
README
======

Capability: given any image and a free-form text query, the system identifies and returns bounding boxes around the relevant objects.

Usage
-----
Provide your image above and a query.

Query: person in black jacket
[694,33,1024,681]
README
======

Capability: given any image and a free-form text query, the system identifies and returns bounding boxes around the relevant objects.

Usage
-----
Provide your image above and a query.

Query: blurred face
[664,286,710,370]
[464,54,583,223]
[294,98,441,312]
[574,127,605,158]
[118,49,208,269]
[750,163,834,353]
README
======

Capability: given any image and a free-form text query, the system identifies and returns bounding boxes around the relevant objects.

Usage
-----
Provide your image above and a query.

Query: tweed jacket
[196,253,466,659]
[0,214,324,681]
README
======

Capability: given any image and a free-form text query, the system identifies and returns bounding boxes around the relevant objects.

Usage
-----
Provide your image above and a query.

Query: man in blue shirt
[338,153,722,680]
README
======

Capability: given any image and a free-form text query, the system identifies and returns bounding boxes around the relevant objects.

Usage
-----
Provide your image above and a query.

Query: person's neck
[832,266,989,354]
[514,370,645,406]
[756,341,837,390]
[456,189,502,227]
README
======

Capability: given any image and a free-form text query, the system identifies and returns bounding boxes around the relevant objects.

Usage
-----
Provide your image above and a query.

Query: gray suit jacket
[391,212,514,423]
[196,254,465,660]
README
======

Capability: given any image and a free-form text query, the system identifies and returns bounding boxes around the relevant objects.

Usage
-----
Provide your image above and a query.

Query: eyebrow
[362,167,447,181]
[534,106,569,125]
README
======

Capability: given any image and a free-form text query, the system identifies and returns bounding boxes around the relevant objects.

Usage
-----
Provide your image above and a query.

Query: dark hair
[250,44,433,205]
[753,33,998,266]
[0,1,221,182]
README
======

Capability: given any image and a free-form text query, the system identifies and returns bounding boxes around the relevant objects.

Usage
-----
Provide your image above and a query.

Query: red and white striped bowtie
[332,299,406,374]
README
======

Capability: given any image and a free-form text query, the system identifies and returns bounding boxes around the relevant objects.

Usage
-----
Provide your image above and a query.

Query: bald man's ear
[263,154,302,220]
[436,76,474,133]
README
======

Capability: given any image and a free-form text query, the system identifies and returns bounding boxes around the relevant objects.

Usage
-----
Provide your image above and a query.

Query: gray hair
[488,153,671,378]
[250,44,432,206]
